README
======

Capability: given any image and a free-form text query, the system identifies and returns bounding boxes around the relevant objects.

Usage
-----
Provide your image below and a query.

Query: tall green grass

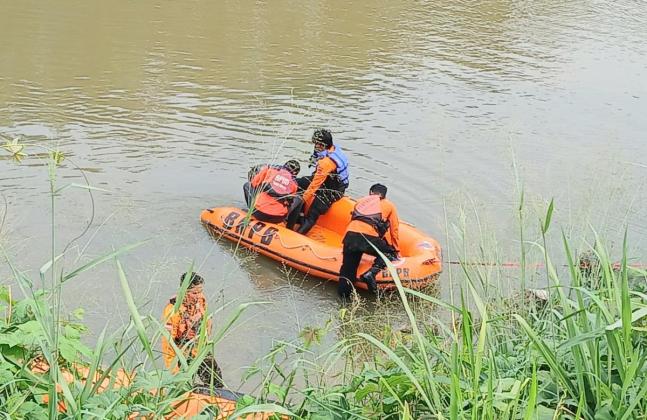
[0,141,265,418]
[2,140,646,418]
[238,206,647,419]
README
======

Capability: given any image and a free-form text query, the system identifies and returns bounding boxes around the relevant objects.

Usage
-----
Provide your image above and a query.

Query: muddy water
[1,0,646,387]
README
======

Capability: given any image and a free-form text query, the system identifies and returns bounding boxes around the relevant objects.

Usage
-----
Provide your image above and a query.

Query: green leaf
[229,403,297,419]
[299,326,325,348]
[356,332,433,411]
[605,307,647,331]
[17,401,47,419]
[50,150,65,165]
[115,259,155,363]
[63,241,148,283]
[72,308,85,320]
[512,314,579,399]
[267,383,287,401]
[54,182,110,195]
[59,339,78,362]
[0,366,14,384]
[2,137,27,163]
[541,199,554,234]
[355,382,379,401]
[64,323,82,339]
[0,285,11,305]
[236,394,255,409]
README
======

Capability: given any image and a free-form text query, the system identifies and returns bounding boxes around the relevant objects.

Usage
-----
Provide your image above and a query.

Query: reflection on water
[1,0,646,387]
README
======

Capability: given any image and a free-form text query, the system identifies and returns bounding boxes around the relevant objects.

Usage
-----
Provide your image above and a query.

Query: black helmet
[370,183,387,198]
[311,129,333,148]
[283,160,300,176]
[180,272,204,288]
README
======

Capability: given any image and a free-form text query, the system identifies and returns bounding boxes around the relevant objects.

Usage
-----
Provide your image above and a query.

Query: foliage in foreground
[1,141,646,418]
[243,239,647,420]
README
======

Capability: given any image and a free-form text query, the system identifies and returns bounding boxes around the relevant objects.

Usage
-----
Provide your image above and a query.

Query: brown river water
[1,0,647,388]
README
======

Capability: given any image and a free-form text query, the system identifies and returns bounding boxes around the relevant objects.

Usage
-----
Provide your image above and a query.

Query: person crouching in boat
[338,184,399,298]
[295,129,350,235]
[244,160,303,228]
[162,272,215,373]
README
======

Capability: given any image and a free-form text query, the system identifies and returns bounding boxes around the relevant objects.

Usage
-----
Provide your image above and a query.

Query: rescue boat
[32,360,278,419]
[201,197,442,291]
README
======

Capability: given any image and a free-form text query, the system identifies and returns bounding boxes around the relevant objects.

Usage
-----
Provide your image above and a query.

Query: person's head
[180,272,204,289]
[283,159,300,176]
[196,354,223,389]
[369,183,387,199]
[311,129,333,152]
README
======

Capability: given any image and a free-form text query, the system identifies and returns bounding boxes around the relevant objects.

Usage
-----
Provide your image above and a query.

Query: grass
[238,238,647,419]
[2,141,647,418]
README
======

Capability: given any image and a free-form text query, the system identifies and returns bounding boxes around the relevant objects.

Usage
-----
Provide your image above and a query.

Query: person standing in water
[162,272,221,387]
[337,184,399,298]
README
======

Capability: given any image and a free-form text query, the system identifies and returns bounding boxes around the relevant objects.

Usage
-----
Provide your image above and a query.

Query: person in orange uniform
[338,184,399,298]
[243,160,302,227]
[162,272,214,373]
[295,129,350,235]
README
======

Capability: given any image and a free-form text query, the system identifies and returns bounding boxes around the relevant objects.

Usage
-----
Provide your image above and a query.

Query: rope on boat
[272,232,339,262]
[447,261,647,269]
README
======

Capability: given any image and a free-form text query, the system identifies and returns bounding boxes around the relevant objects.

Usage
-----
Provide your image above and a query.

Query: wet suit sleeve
[386,201,400,252]
[251,165,270,188]
[162,303,179,370]
[303,157,335,212]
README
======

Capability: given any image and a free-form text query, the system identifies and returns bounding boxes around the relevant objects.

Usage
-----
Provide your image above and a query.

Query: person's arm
[162,304,178,370]
[303,158,335,211]
[387,201,400,253]
[251,165,270,187]
[283,178,298,205]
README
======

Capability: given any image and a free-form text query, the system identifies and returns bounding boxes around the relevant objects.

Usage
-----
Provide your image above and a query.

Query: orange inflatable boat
[201,197,442,291]
[32,360,277,419]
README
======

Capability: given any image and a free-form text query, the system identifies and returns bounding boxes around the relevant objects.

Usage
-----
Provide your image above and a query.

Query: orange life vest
[162,286,211,371]
[251,167,297,217]
[351,195,389,237]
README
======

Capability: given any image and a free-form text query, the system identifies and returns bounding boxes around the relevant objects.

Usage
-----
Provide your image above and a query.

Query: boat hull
[201,198,442,291]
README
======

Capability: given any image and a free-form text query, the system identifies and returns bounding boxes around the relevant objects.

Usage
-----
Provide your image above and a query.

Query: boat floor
[302,224,344,247]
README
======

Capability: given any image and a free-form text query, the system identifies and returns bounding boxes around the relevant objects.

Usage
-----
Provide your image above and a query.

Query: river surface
[1,0,647,388]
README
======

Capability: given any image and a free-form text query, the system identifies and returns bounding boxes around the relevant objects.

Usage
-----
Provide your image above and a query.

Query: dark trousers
[296,175,345,234]
[338,231,397,298]
[243,182,302,226]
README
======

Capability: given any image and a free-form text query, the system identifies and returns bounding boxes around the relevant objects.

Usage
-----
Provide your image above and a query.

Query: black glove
[308,152,319,168]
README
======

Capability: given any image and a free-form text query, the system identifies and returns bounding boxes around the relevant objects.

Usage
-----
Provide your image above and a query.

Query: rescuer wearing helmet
[294,129,350,235]
[244,159,303,227]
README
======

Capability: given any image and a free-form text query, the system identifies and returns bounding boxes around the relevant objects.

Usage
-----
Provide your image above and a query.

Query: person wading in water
[162,272,222,387]
[337,184,400,298]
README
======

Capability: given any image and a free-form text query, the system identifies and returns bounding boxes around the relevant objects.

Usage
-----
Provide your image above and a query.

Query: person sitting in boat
[338,184,399,297]
[243,160,302,227]
[294,129,350,235]
[162,272,215,374]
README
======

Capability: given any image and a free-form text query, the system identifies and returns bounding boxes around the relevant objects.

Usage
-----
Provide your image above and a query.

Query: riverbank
[2,144,647,418]
[2,228,646,418]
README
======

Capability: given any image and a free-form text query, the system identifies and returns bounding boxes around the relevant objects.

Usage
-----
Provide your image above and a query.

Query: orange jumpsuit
[161,286,212,372]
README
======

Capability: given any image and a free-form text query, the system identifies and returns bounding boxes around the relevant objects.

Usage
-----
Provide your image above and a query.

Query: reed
[2,141,646,418]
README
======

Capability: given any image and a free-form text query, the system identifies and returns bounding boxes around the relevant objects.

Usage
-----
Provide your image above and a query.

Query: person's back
[243,160,301,225]
[346,195,400,251]
[338,184,399,297]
